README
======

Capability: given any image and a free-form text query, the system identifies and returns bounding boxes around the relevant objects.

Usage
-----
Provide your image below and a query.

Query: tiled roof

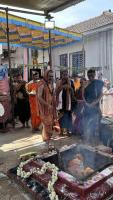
[66,10,113,33]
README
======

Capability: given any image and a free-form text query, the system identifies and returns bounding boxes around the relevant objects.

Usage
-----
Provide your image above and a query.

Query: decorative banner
[0,11,81,49]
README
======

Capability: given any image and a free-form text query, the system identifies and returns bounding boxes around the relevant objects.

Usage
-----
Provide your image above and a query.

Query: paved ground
[0,124,77,200]
[0,118,113,200]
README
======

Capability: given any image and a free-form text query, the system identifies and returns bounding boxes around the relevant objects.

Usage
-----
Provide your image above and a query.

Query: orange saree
[27,81,41,129]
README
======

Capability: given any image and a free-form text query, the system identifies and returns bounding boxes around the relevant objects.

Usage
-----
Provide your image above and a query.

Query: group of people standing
[13,68,104,147]
[13,72,41,132]
[56,68,103,146]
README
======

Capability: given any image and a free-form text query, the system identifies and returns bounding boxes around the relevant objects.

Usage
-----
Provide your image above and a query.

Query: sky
[0,0,113,28]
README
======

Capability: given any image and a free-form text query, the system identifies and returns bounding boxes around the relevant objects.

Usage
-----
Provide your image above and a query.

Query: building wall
[84,34,100,68]
[84,31,112,81]
[52,42,83,67]
[38,42,83,65]
[110,29,113,84]
[38,42,83,77]
[37,28,113,82]
[2,27,112,82]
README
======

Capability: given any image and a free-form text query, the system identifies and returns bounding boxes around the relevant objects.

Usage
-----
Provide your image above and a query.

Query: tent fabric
[0,11,81,50]
[0,0,84,13]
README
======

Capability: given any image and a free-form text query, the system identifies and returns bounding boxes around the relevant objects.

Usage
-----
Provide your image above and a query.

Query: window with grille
[71,51,85,74]
[60,54,68,67]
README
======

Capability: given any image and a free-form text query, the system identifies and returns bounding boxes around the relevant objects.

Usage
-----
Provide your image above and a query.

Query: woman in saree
[16,75,31,128]
[38,70,60,143]
[26,72,41,132]
[72,77,86,135]
[83,69,104,145]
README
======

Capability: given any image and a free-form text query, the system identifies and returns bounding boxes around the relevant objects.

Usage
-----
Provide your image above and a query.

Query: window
[60,54,68,67]
[71,51,85,75]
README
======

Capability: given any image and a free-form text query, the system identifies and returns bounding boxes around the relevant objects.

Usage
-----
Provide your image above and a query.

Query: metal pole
[43,48,45,73]
[82,34,85,77]
[43,48,45,64]
[49,29,52,68]
[0,6,45,16]
[6,7,15,127]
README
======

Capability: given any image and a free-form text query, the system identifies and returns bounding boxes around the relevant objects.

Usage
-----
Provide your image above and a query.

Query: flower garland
[17,158,59,200]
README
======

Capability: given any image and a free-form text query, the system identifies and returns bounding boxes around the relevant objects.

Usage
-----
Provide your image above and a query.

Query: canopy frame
[0,0,85,13]
[1,6,53,126]
[0,5,81,126]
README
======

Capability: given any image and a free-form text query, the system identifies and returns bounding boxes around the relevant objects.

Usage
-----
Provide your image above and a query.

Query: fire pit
[43,144,113,181]
[8,144,113,200]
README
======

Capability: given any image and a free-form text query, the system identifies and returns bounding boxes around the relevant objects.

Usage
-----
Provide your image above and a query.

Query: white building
[38,10,113,83]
